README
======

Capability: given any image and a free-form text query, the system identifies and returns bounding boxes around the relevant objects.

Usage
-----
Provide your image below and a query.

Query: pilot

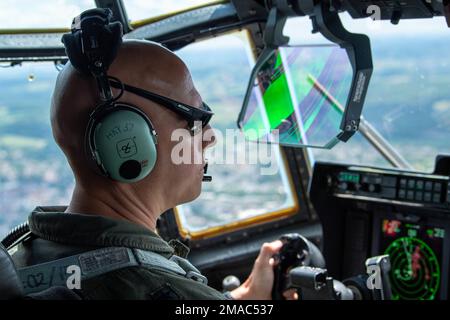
[11,39,298,300]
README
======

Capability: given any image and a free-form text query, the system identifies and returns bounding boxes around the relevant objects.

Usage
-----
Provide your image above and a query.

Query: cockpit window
[0,62,73,236]
[0,0,95,29]
[174,31,299,239]
[0,31,300,239]
[0,1,220,30]
[284,15,450,172]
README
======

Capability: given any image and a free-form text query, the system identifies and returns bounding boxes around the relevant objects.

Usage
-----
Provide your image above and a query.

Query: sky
[0,0,210,28]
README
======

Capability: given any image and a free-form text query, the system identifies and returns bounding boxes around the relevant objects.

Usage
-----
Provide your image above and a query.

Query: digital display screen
[379,219,445,300]
[338,172,360,184]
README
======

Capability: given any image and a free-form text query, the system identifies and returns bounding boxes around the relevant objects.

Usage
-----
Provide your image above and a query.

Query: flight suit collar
[28,206,175,258]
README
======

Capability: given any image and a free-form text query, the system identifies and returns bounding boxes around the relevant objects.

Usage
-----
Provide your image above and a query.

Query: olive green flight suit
[11,206,227,300]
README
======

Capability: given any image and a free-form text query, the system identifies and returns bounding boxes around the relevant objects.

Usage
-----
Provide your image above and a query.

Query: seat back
[0,244,24,299]
[0,243,81,300]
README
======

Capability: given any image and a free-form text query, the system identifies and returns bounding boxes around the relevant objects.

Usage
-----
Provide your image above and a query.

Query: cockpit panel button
[407,191,415,200]
[434,183,442,192]
[433,194,441,203]
[416,180,424,190]
[415,191,423,201]
[400,178,407,188]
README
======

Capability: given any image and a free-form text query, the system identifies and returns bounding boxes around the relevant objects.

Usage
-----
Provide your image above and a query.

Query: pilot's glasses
[109,79,214,135]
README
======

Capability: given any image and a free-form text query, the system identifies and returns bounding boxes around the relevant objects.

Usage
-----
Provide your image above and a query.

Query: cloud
[432,100,450,127]
[0,0,211,28]
[0,0,94,28]
[433,100,450,112]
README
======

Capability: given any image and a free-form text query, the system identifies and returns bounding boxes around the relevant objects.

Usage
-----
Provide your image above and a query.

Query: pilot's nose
[202,124,217,150]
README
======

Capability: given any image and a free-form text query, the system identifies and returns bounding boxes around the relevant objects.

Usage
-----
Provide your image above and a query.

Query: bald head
[51,40,201,181]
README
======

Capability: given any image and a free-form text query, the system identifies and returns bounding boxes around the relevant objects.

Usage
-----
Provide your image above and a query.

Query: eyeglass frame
[109,79,214,134]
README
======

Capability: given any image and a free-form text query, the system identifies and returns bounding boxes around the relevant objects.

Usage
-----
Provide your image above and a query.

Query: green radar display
[385,237,440,300]
[380,219,444,300]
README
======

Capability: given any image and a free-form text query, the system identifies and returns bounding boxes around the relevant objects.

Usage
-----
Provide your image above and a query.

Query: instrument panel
[333,168,450,209]
[310,159,450,300]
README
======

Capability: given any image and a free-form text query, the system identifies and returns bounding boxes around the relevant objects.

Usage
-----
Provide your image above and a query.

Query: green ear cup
[93,107,157,183]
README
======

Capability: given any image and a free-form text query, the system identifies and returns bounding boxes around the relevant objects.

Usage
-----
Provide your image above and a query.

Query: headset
[62,8,158,183]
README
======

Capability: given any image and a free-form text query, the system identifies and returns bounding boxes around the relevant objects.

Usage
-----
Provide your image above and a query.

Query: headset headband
[62,8,123,101]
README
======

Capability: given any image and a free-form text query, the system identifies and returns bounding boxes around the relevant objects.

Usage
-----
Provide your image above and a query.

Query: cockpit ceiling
[0,0,225,29]
[0,2,239,62]
[1,0,449,62]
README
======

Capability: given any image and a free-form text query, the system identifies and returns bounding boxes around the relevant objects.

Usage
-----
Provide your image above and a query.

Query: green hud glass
[238,15,373,149]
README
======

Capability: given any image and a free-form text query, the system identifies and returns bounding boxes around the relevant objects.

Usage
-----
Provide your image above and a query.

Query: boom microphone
[202,161,212,182]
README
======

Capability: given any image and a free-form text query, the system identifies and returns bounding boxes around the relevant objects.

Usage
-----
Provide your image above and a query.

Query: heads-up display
[238,45,353,149]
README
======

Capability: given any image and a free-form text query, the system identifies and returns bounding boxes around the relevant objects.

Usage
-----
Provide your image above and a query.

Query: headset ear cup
[90,105,157,183]
[85,116,107,176]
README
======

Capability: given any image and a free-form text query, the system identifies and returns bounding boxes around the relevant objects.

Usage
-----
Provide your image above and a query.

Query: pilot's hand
[230,240,299,300]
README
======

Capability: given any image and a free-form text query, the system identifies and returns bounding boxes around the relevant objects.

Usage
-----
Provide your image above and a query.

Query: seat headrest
[0,244,24,300]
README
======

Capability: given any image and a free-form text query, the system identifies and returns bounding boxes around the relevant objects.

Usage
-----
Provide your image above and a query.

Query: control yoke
[272,233,393,300]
